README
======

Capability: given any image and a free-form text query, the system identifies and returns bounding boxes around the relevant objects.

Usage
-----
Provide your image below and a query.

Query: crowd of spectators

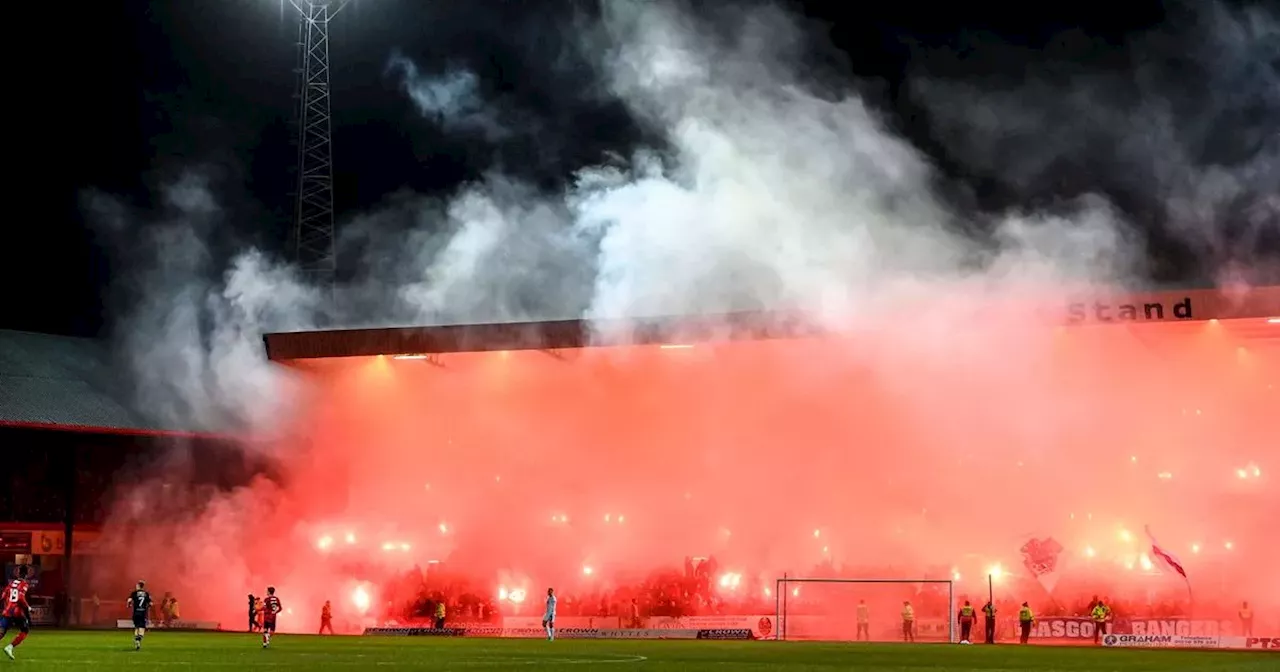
[379,558,1266,634]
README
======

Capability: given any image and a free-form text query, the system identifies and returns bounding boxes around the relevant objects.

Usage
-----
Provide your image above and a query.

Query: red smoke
[96,308,1278,633]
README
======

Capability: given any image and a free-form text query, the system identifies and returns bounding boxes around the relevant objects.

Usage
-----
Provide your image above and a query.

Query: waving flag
[1144,526,1187,578]
[1020,537,1064,593]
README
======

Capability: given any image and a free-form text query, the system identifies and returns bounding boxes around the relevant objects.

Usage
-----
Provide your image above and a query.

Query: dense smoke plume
[78,0,1278,632]
[908,2,1279,284]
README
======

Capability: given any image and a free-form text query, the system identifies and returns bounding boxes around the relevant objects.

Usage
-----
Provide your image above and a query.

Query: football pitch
[3,631,1275,671]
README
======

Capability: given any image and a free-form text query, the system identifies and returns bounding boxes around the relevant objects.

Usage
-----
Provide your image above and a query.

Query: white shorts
[543,614,555,624]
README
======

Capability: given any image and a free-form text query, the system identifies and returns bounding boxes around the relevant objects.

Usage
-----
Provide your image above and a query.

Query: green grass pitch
[2,631,1275,670]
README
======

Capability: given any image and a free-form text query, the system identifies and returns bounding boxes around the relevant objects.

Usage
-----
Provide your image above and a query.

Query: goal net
[773,577,955,642]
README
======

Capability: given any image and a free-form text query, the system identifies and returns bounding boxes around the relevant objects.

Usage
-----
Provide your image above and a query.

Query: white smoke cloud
[393,178,599,324]
[387,51,511,142]
[86,170,320,438]
[569,0,1139,329]
[908,2,1279,279]
[86,0,1172,432]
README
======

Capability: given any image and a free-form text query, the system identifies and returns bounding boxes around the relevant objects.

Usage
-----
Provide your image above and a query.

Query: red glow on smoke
[96,313,1279,632]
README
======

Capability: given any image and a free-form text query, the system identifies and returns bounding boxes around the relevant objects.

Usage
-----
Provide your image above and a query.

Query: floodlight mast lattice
[286,0,350,293]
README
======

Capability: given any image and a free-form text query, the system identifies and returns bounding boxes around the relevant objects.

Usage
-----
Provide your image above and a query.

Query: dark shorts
[132,612,148,629]
[1,614,30,634]
[263,619,277,633]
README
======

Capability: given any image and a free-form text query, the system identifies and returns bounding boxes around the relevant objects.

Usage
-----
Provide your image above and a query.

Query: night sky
[5,0,1273,337]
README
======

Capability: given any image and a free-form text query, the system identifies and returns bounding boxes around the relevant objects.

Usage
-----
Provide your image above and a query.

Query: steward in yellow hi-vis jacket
[958,601,976,643]
[1091,601,1109,644]
[1018,603,1034,644]
[982,601,997,644]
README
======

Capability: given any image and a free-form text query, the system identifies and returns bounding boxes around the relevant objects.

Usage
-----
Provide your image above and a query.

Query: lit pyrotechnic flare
[499,586,527,604]
[438,523,449,534]
[352,585,371,615]
[582,565,594,576]
[316,535,334,551]
[717,573,742,592]
[987,565,1003,580]
[1236,463,1262,480]
[345,532,356,544]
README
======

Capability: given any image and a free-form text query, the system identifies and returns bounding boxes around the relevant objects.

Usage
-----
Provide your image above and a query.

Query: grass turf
[1,631,1275,670]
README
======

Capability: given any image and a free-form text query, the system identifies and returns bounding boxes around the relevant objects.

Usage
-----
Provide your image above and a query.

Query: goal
[773,577,956,643]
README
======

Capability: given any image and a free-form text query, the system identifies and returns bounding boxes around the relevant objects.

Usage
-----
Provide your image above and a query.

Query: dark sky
[7,0,1265,337]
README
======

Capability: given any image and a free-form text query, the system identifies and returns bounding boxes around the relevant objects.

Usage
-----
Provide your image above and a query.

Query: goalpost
[773,577,955,643]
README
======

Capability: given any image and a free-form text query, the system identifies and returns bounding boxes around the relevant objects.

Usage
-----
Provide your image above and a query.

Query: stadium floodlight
[773,577,955,643]
[280,0,352,294]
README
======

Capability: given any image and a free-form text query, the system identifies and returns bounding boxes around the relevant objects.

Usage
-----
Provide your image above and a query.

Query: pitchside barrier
[362,626,753,640]
[361,616,1275,647]
[1023,617,1250,643]
[1103,634,1279,651]
[115,619,222,631]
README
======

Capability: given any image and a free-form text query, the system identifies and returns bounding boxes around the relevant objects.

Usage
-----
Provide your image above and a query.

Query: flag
[1020,537,1064,593]
[1145,526,1187,579]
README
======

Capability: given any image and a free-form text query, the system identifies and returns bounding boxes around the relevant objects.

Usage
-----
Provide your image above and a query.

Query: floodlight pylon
[286,0,350,293]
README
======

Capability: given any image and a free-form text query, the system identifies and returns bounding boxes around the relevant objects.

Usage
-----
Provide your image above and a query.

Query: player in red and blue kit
[1,566,32,660]
[261,587,282,648]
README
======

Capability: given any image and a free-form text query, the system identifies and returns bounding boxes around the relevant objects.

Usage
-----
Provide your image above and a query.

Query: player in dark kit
[127,581,153,650]
[261,587,282,648]
[1,566,32,660]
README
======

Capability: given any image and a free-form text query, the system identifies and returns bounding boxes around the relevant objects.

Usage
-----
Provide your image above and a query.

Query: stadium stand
[0,329,147,432]
[0,329,233,628]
